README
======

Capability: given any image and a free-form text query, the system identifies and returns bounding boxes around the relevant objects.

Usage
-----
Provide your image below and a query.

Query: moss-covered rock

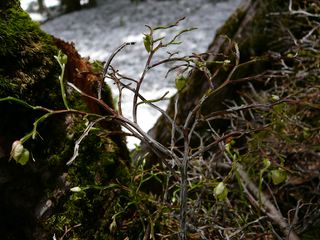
[0,2,130,239]
[0,1,60,104]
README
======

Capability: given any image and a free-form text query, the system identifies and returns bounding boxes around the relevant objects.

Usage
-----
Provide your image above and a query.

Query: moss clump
[0,7,60,104]
[43,120,130,239]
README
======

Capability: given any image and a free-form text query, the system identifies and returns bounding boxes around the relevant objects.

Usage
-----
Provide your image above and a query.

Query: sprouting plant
[259,158,271,207]
[54,50,69,110]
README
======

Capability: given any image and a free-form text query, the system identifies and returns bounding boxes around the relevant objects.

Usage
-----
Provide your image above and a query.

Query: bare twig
[288,0,320,18]
[67,117,105,165]
[236,163,300,240]
[59,223,82,240]
[103,42,136,79]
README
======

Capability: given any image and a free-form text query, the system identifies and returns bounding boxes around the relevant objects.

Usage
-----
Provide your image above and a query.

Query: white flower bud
[11,140,30,165]
[70,186,82,192]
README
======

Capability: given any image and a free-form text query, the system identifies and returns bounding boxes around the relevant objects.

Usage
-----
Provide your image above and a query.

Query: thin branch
[148,56,194,69]
[288,0,320,18]
[132,47,155,123]
[59,224,82,240]
[67,117,105,165]
[153,17,186,31]
[191,130,250,159]
[171,95,179,153]
[236,162,300,240]
[103,42,136,79]
[179,127,190,240]
[115,76,181,134]
[67,82,117,116]
[0,96,53,112]
[137,91,169,106]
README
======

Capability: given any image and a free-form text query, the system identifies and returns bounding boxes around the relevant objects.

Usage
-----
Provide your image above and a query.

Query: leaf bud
[11,140,30,165]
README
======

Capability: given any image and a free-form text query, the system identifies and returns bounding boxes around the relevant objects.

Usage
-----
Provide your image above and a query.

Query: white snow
[32,0,242,148]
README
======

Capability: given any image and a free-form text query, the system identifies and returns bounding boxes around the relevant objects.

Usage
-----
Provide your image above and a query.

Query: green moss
[41,112,131,239]
[0,4,61,106]
[0,3,131,239]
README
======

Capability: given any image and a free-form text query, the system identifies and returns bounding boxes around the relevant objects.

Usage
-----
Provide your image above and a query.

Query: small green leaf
[214,182,228,201]
[55,50,68,66]
[18,148,30,165]
[225,143,231,152]
[60,54,68,65]
[195,61,204,69]
[271,168,287,185]
[143,34,152,52]
[263,158,271,168]
[175,75,187,91]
